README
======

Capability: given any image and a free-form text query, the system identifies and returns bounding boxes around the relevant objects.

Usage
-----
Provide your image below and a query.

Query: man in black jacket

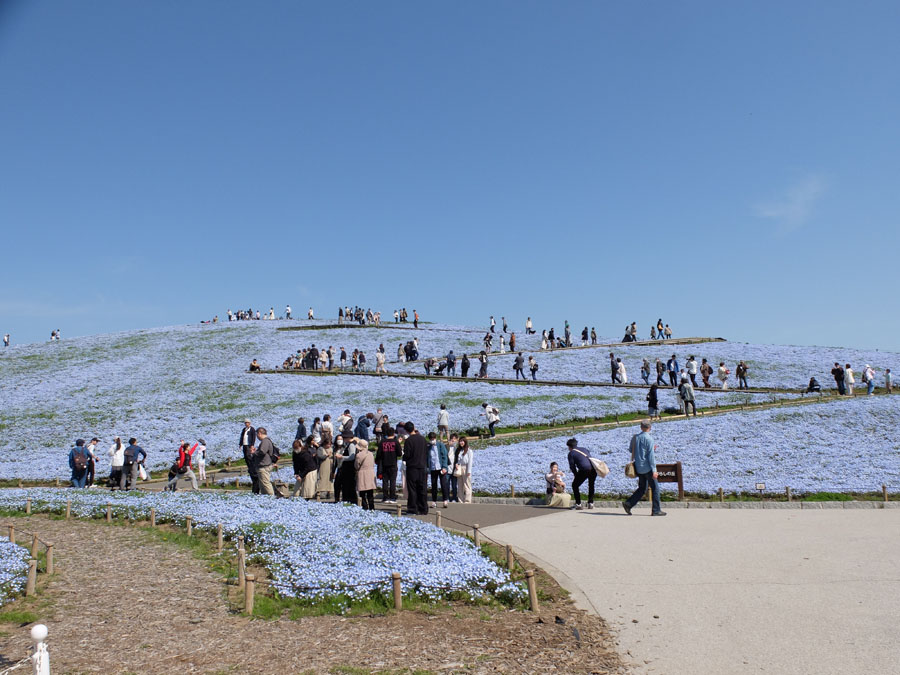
[375,426,402,503]
[402,422,428,515]
[239,419,259,493]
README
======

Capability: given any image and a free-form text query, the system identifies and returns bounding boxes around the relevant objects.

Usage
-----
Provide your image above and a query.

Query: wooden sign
[656,461,684,500]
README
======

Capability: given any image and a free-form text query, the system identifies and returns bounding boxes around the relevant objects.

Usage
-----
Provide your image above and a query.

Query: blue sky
[1,1,898,349]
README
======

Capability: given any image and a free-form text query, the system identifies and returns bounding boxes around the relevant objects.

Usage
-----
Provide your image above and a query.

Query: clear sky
[1,1,898,350]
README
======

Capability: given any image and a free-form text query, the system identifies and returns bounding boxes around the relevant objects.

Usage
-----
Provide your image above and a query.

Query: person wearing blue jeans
[623,420,666,516]
[68,439,90,488]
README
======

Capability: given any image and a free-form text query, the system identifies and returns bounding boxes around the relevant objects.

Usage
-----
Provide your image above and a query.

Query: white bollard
[31,623,50,675]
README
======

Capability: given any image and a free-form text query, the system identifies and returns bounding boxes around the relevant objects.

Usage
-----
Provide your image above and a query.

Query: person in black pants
[239,420,259,494]
[566,438,597,510]
[375,426,402,503]
[460,354,470,378]
[401,421,429,515]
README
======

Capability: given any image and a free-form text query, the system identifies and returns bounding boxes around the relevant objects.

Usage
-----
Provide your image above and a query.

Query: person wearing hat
[69,439,90,488]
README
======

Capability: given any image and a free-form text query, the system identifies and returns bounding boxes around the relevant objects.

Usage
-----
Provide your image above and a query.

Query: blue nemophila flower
[0,538,31,605]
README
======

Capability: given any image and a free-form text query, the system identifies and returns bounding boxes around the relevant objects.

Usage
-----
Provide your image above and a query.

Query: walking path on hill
[483,507,900,675]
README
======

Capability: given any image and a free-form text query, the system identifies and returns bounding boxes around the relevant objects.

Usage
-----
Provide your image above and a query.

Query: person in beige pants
[455,437,473,503]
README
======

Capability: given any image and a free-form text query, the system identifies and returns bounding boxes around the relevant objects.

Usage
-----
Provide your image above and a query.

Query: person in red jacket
[166,441,199,492]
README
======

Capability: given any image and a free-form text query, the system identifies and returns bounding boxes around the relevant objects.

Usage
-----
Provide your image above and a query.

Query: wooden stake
[25,498,31,515]
[65,500,71,520]
[106,503,112,522]
[525,570,538,611]
[17,479,22,489]
[25,560,36,596]
[785,487,791,502]
[55,478,60,488]
[392,572,402,610]
[31,534,38,559]
[435,511,442,528]
[506,545,514,571]
[237,535,244,551]
[217,523,223,552]
[149,508,156,527]
[45,543,54,575]
[237,548,246,591]
[185,516,192,537]
[883,485,889,502]
[7,524,14,545]
[244,574,255,614]
[718,487,724,503]
[473,524,481,547]
[396,502,402,517]
[510,484,515,499]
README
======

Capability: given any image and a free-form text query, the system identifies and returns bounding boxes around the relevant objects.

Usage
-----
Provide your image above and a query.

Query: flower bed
[474,396,900,496]
[0,489,523,603]
[0,538,30,606]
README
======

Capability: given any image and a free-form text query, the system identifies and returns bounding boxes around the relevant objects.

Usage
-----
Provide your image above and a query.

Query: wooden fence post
[31,534,39,560]
[883,485,889,502]
[25,559,36,596]
[185,516,192,537]
[149,508,156,528]
[244,574,255,614]
[785,487,791,502]
[525,570,538,611]
[217,523,223,552]
[25,498,31,515]
[392,572,402,610]
[106,503,112,522]
[435,511,442,528]
[506,545,514,571]
[45,543,54,575]
[7,524,14,545]
[510,484,515,499]
[65,500,71,520]
[473,524,481,548]
[718,487,724,503]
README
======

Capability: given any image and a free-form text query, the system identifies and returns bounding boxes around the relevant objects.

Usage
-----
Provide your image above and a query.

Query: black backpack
[72,448,88,472]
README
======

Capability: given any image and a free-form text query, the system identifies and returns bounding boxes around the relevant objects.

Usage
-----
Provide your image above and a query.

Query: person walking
[490,316,496,333]
[831,362,846,395]
[622,421,665,516]
[591,327,597,345]
[566,438,596,510]
[253,428,279,496]
[354,439,376,510]
[437,404,450,441]
[640,359,651,385]
[375,350,387,373]
[455,437,473,503]
[616,358,628,384]
[700,358,713,388]
[460,353,470,378]
[2,334,8,347]
[375,426,402,503]
[239,419,258,492]
[427,432,450,508]
[666,354,679,386]
[656,319,664,339]
[481,402,500,437]
[609,353,618,384]
[402,422,429,515]
[646,384,660,419]
[502,316,508,333]
[446,350,457,377]
[69,439,90,488]
[285,304,292,320]
[528,355,539,380]
[509,332,517,352]
[679,378,697,417]
[686,356,699,387]
[413,310,419,328]
[478,351,488,378]
[121,438,146,490]
[655,358,666,386]
[736,361,749,389]
[513,352,528,380]
[717,362,730,390]
[581,327,589,346]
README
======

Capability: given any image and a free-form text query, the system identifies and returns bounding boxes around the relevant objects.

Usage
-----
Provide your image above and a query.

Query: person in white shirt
[455,437,474,503]
[616,358,628,384]
[308,307,314,319]
[196,439,207,481]
[717,362,730,390]
[525,317,534,335]
[437,404,450,441]
[285,305,292,320]
[375,350,387,374]
[845,364,855,395]
[686,356,698,387]
[108,437,125,489]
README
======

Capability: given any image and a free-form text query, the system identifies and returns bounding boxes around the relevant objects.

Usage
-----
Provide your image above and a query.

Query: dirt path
[0,515,624,674]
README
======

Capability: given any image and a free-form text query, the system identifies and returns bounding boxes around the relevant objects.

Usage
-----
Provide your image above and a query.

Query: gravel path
[0,515,624,674]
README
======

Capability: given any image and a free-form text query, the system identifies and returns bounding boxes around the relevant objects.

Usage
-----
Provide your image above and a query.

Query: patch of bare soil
[0,515,625,674]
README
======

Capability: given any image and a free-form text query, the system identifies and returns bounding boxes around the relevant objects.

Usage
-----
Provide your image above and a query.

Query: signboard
[656,461,684,500]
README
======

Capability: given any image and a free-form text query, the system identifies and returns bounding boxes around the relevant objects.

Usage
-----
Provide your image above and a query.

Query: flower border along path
[0,489,524,605]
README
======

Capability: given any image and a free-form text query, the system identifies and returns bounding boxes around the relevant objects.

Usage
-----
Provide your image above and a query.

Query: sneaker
[622,501,632,515]
[651,511,668,517]
[586,503,594,509]
[443,501,449,508]
[572,504,584,510]
[429,502,436,508]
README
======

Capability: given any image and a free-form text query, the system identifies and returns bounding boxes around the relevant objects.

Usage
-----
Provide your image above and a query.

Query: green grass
[0,609,40,625]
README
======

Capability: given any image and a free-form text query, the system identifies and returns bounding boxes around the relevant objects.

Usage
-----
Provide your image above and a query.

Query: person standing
[717,362,730,390]
[509,332,516,352]
[107,437,125,488]
[733,361,747,389]
[355,412,373,441]
[253,428,279,496]
[502,316,508,333]
[316,439,334,500]
[376,426,402,503]
[864,364,876,395]
[85,437,100,487]
[581,327,589,346]
[664,324,672,340]
[844,364,855,395]
[69,439,90,488]
[460,353,470,378]
[2,334,8,347]
[481,402,500,437]
[590,327,597,345]
[446,350,457,377]
[121,438,146,490]
[478,351,488,378]
[609,353,618,384]
[373,408,386,442]
[655,358,666,386]
[686,356,699,387]
[679,378,697,417]
[285,304,292,320]
[354,439,376,510]
[427,432,450,508]
[666,354,679,386]
[528,355,539,381]
[295,417,307,441]
[622,420,665,516]
[413,310,419,329]
[196,439,207,482]
[490,316,496,333]
[616,358,627,384]
[525,317,534,334]
[831,362,846,395]
[291,439,317,499]
[446,434,459,502]
[239,419,258,493]
[402,422,429,515]
[885,368,893,394]
[646,384,660,419]
[437,404,450,441]
[566,438,596,510]
[455,437,473,503]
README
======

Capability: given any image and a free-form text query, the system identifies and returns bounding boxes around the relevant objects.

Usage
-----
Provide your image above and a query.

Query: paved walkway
[483,507,900,674]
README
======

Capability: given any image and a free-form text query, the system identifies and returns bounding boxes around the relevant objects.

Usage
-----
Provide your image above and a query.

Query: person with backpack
[446,350,457,377]
[513,352,527,380]
[375,426,402,503]
[252,427,279,496]
[528,355,539,380]
[481,402,500,437]
[700,359,714,388]
[679,378,697,417]
[69,439,90,488]
[120,438,146,490]
[165,442,199,492]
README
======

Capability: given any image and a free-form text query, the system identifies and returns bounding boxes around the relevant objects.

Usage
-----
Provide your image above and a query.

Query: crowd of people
[825,363,890,396]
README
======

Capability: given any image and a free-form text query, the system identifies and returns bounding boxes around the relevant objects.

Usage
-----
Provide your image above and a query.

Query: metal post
[525,570,538,611]
[45,543,54,575]
[185,516,192,537]
[217,523,223,552]
[392,572,402,610]
[244,574,255,614]
[26,559,36,596]
[473,524,481,547]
